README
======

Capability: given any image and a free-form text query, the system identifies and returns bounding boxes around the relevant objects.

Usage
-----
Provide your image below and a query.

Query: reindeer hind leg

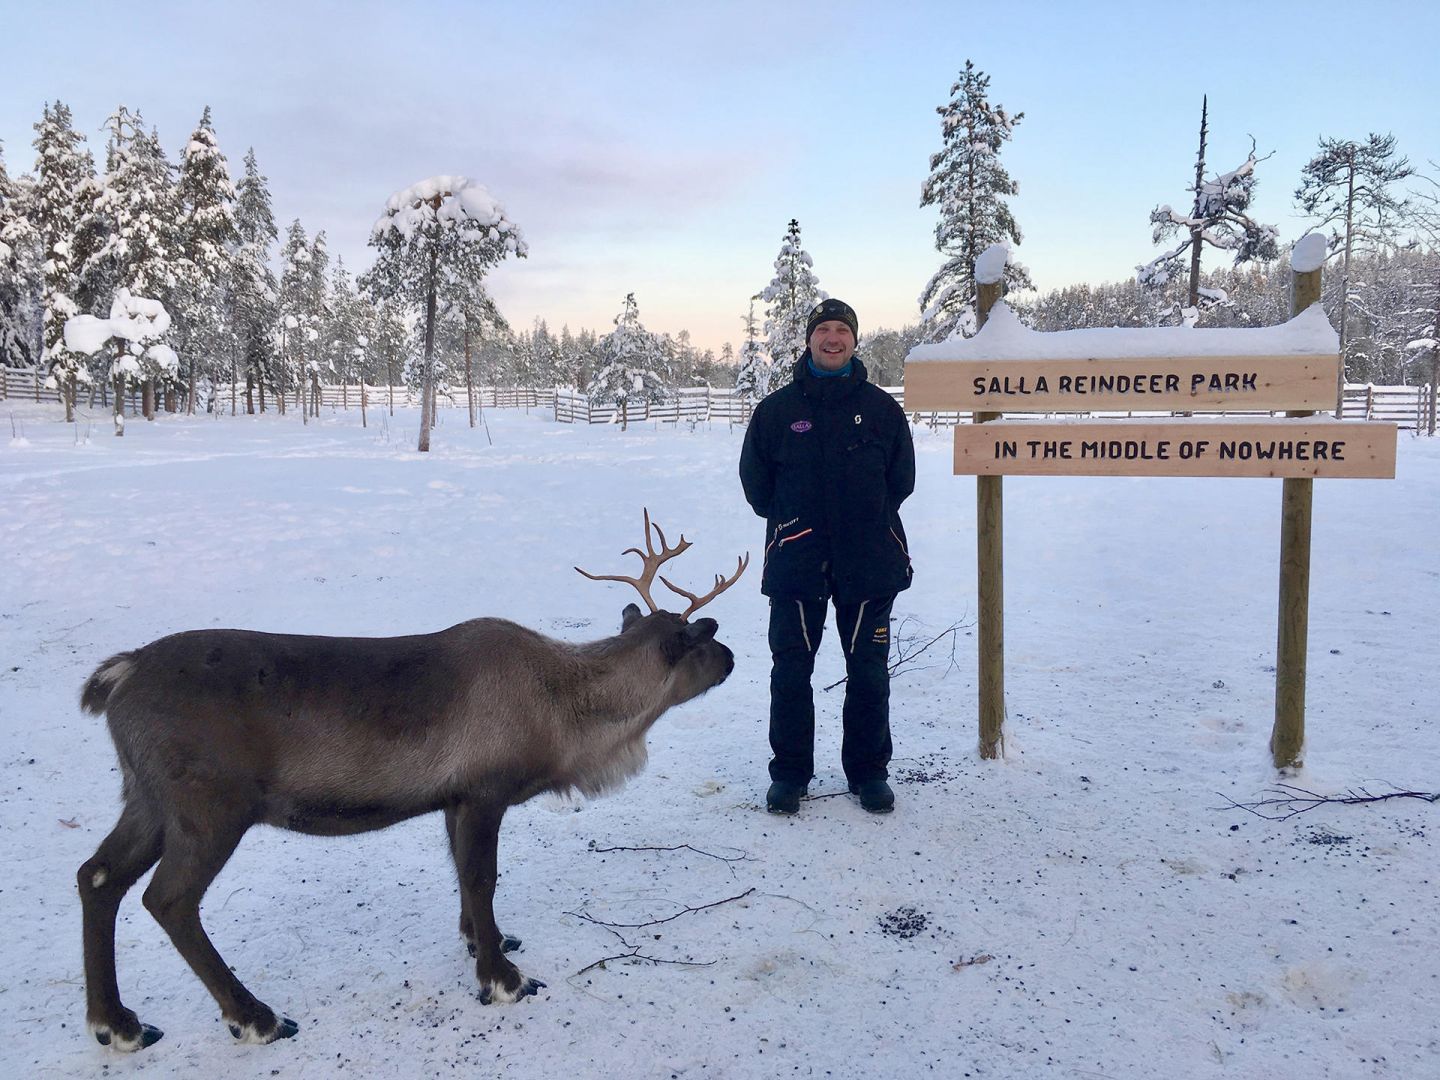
[141,804,298,1045]
[78,797,165,1051]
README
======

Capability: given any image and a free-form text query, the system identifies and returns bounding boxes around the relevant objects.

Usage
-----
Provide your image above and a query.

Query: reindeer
[76,512,747,1051]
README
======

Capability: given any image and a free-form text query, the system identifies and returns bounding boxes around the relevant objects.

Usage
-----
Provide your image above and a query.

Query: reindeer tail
[81,652,138,715]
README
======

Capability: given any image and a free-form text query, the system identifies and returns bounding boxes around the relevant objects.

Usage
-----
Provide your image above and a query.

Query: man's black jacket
[739,353,914,604]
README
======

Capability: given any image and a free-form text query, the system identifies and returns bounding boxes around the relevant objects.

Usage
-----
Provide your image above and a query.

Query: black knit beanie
[805,298,858,341]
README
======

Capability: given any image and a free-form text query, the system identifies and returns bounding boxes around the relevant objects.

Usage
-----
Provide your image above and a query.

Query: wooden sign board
[906,353,1339,413]
[954,420,1397,478]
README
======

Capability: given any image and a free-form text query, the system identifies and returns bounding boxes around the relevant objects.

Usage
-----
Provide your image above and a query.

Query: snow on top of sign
[975,243,1009,285]
[905,301,1339,363]
[1291,232,1328,273]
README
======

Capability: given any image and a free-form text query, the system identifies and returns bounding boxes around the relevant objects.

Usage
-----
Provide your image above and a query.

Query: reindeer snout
[719,645,735,683]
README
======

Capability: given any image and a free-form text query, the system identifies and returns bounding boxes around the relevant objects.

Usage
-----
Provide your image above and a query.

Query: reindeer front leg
[448,800,544,1004]
[444,805,522,958]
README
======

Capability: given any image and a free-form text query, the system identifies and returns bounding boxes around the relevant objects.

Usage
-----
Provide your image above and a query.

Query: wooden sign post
[905,264,1396,770]
[975,280,1005,759]
[1274,265,1325,768]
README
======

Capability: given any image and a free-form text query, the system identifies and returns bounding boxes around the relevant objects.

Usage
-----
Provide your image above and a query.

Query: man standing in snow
[739,299,915,815]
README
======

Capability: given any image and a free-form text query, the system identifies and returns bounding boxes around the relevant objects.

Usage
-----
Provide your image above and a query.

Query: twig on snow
[565,887,756,930]
[586,841,749,866]
[571,925,718,977]
[1215,782,1439,821]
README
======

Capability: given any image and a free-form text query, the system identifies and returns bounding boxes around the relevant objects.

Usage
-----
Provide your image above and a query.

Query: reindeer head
[577,510,748,699]
[618,602,734,699]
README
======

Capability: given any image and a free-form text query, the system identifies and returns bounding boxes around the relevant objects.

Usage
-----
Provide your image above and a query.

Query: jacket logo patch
[854,414,863,424]
[790,420,812,433]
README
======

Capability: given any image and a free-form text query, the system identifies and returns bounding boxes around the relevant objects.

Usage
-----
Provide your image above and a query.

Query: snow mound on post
[975,243,1009,285]
[1291,232,1328,273]
[906,301,1340,362]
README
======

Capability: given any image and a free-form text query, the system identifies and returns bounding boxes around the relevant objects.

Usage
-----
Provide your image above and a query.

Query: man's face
[809,320,856,371]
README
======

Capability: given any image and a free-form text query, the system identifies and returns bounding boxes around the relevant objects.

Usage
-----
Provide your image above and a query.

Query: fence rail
[5,367,1435,433]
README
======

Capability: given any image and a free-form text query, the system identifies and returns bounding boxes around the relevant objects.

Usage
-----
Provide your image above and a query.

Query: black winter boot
[848,778,894,814]
[766,780,807,815]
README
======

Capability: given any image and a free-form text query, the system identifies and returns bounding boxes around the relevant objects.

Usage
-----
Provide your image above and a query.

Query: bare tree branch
[1214,783,1439,821]
[586,841,749,866]
[565,887,757,930]
[823,617,968,692]
[571,925,718,977]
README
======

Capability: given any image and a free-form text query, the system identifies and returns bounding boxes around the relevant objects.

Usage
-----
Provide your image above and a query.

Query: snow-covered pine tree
[175,106,240,413]
[305,231,331,415]
[0,141,41,370]
[560,325,600,391]
[1295,132,1414,402]
[857,325,924,386]
[29,102,95,419]
[1137,97,1279,327]
[364,299,406,416]
[590,293,669,430]
[918,60,1031,341]
[529,318,561,390]
[733,296,769,403]
[508,318,559,392]
[1406,174,1440,434]
[363,176,526,450]
[276,219,311,416]
[438,275,508,427]
[64,288,175,435]
[87,111,181,418]
[759,219,824,388]
[326,255,363,410]
[68,113,134,411]
[233,148,278,413]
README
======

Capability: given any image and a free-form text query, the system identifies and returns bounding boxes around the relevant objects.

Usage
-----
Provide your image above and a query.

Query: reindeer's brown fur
[77,605,733,1051]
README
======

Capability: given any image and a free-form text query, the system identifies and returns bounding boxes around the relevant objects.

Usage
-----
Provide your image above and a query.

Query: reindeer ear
[683,618,718,644]
[621,603,644,630]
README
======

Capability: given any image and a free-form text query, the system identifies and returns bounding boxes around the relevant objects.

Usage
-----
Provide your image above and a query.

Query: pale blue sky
[4,0,1436,353]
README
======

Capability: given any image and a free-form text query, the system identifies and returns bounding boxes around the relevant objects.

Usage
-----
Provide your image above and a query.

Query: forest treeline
[1,69,1435,437]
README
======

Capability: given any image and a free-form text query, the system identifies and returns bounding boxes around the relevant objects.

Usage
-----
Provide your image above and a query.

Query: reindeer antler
[660,553,751,619]
[574,508,692,614]
[575,509,748,619]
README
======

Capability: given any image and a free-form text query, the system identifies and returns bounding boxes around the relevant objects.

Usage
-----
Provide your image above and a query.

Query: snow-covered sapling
[62,290,175,435]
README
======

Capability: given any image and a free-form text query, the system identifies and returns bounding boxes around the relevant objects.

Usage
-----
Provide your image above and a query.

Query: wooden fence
[4,366,1435,433]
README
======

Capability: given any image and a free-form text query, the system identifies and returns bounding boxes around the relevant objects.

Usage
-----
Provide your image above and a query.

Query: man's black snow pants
[767,594,894,787]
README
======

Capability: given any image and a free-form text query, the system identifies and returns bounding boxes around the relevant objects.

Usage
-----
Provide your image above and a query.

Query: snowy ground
[3,400,1437,1079]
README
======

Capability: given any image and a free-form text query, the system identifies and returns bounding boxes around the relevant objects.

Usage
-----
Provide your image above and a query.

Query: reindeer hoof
[478,976,545,1005]
[227,1014,299,1044]
[92,1021,164,1051]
